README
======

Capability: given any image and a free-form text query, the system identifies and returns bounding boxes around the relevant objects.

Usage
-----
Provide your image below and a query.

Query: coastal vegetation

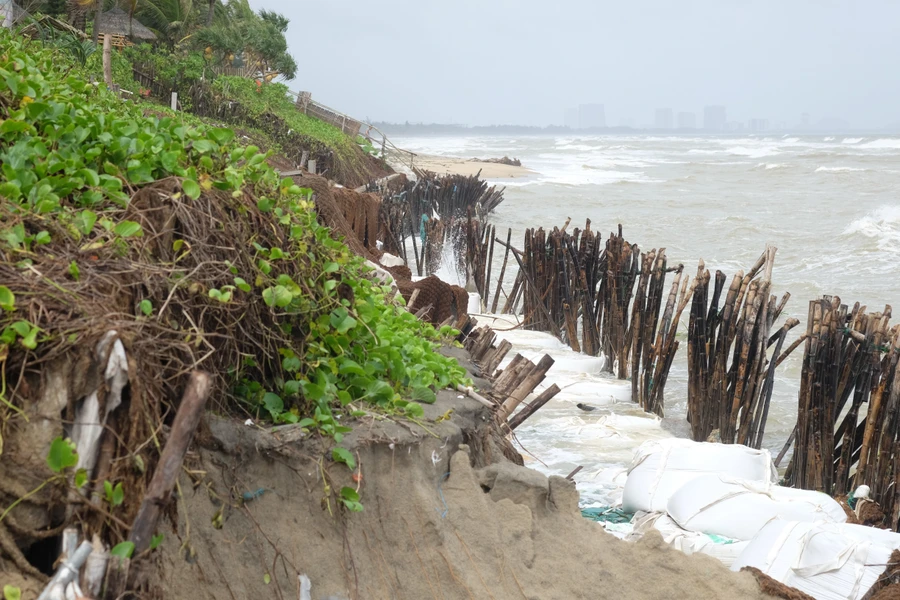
[18,0,374,180]
[0,26,466,539]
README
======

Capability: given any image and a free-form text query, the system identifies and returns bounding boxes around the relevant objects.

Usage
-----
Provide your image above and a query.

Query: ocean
[394,133,900,508]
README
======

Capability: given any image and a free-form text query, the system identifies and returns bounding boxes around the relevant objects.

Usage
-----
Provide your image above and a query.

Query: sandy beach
[413,153,535,178]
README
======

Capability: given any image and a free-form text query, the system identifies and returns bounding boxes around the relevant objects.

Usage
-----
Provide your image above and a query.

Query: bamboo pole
[129,371,211,554]
[507,384,562,430]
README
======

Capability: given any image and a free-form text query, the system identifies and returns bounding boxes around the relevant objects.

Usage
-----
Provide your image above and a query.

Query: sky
[253,0,900,129]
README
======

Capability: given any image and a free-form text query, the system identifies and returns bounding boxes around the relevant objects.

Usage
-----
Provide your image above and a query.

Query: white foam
[843,205,900,252]
[726,146,779,158]
[824,136,835,141]
[754,163,787,170]
[841,137,864,144]
[815,166,867,173]
[858,138,900,150]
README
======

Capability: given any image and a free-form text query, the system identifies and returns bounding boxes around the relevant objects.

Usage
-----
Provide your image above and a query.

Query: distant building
[677,112,696,129]
[703,106,727,131]
[564,108,579,129]
[655,108,673,129]
[749,118,769,132]
[618,117,636,128]
[724,121,744,132]
[578,104,606,129]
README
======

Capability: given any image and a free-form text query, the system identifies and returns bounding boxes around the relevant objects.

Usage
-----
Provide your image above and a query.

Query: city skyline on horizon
[560,103,851,133]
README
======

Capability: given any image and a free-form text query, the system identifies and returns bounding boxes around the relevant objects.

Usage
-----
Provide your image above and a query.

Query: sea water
[396,133,900,507]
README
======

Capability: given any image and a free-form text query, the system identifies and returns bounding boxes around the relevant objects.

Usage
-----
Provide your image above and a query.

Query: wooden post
[491,229,513,314]
[102,34,113,87]
[307,159,316,175]
[300,150,309,169]
[101,556,130,600]
[497,354,555,420]
[170,91,178,111]
[129,371,211,554]
[507,383,561,430]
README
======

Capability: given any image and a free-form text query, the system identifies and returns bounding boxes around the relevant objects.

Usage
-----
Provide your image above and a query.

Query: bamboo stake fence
[780,297,900,525]
[377,172,900,524]
[684,247,799,447]
[464,222,686,415]
[375,170,505,277]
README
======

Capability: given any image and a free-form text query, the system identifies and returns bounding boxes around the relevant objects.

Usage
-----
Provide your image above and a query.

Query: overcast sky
[253,0,900,128]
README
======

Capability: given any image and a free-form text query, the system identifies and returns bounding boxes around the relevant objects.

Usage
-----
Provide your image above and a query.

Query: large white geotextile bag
[731,520,900,600]
[667,474,847,540]
[630,513,748,568]
[622,439,777,513]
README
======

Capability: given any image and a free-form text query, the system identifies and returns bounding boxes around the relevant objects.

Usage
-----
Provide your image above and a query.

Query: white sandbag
[379,252,405,268]
[622,439,776,513]
[629,513,748,568]
[732,520,900,600]
[667,474,846,540]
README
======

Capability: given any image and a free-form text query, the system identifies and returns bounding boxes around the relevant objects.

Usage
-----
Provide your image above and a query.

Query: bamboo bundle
[514,221,609,348]
[600,226,639,377]
[684,246,795,447]
[462,325,561,430]
[375,170,505,278]
[784,297,898,508]
[627,249,689,416]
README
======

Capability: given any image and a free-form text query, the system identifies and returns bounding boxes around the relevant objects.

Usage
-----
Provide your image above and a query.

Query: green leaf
[410,386,437,405]
[233,277,251,292]
[74,468,88,488]
[404,402,425,418]
[110,541,134,559]
[46,437,78,473]
[257,198,273,212]
[33,231,51,245]
[111,482,124,506]
[75,210,97,235]
[182,179,201,200]
[113,221,143,237]
[150,533,164,550]
[330,308,357,334]
[192,139,213,153]
[324,262,339,273]
[3,585,22,600]
[0,286,14,312]
[338,360,366,376]
[262,392,283,415]
[209,128,234,145]
[263,573,271,585]
[68,261,80,281]
[340,486,360,503]
[139,299,152,316]
[332,447,356,470]
[262,285,292,308]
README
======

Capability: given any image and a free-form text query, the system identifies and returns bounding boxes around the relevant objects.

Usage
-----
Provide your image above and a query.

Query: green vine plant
[0,436,163,561]
[0,30,471,515]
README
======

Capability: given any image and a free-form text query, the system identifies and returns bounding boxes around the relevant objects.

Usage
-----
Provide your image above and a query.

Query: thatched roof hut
[95,6,157,41]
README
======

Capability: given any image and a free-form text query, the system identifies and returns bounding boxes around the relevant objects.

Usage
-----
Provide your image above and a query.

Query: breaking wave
[858,138,900,150]
[815,166,867,173]
[843,205,900,252]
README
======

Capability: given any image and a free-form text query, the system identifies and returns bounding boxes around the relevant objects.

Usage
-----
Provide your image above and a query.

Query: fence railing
[287,90,417,172]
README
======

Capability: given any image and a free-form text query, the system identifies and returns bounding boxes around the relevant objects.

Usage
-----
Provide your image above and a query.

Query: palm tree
[136,0,194,46]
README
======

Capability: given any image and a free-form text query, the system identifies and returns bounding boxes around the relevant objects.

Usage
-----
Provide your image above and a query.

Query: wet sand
[414,154,535,178]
